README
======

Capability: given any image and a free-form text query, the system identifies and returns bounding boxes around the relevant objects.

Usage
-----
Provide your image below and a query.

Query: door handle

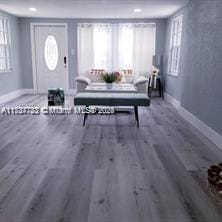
[64,56,67,64]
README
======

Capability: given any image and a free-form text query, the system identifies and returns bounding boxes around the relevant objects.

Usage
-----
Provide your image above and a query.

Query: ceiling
[0,0,189,19]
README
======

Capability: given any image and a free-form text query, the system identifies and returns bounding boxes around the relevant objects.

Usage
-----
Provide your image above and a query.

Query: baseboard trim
[164,92,222,150]
[37,89,76,95]
[66,89,76,95]
[164,92,181,109]
[0,89,25,104]
[0,88,76,104]
[178,107,222,150]
[23,89,37,94]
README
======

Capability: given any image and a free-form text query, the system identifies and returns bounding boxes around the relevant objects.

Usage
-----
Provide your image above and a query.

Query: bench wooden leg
[134,106,139,127]
[83,105,89,126]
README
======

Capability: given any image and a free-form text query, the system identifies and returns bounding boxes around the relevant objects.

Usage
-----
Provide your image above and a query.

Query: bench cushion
[74,93,150,106]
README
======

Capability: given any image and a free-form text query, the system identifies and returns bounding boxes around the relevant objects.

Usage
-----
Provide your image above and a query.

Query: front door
[34,25,68,93]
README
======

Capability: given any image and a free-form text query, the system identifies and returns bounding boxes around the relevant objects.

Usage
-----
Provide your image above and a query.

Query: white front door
[34,25,68,93]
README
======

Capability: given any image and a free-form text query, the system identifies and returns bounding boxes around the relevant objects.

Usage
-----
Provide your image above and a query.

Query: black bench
[74,93,150,127]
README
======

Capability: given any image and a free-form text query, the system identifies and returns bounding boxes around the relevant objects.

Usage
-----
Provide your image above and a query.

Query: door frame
[30,23,69,94]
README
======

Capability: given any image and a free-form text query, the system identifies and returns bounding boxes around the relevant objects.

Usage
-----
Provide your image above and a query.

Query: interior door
[34,25,68,93]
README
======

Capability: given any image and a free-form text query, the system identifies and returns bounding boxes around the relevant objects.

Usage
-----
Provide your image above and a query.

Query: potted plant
[102,72,117,88]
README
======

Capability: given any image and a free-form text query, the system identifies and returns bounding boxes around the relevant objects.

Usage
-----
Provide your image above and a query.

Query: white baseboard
[0,89,25,104]
[164,92,222,150]
[66,89,76,95]
[178,107,222,150]
[0,88,76,104]
[37,89,76,95]
[0,88,38,104]
[23,89,37,94]
[164,92,181,109]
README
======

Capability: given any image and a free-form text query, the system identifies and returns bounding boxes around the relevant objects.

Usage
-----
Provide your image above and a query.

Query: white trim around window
[168,15,183,76]
[0,17,11,72]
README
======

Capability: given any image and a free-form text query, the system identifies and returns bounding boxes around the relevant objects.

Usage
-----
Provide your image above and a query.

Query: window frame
[168,15,183,76]
[0,16,11,73]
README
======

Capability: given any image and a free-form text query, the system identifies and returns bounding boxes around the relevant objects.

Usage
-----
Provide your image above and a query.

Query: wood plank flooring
[0,95,222,222]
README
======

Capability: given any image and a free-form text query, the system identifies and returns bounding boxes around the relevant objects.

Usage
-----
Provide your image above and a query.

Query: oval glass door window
[44,35,58,71]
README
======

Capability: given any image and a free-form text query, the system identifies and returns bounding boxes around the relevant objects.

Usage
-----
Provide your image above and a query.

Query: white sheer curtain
[132,24,156,76]
[78,23,156,76]
[93,24,112,71]
[78,23,112,75]
[77,24,94,75]
[118,24,134,70]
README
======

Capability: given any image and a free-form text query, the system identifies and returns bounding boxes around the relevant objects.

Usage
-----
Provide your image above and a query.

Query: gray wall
[181,0,222,135]
[0,10,22,96]
[163,0,222,135]
[19,18,166,89]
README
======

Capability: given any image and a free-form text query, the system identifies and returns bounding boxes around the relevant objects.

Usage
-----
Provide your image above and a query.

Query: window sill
[167,72,178,77]
[0,69,12,73]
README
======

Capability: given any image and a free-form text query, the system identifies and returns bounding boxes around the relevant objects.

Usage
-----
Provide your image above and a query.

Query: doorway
[31,23,69,93]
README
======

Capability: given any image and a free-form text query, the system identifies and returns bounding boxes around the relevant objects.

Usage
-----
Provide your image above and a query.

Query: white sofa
[75,75,149,94]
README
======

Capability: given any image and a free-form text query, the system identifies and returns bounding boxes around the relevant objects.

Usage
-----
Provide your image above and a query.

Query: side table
[148,75,163,98]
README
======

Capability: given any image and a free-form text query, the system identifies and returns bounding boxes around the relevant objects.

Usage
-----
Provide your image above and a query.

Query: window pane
[3,32,8,44]
[170,48,173,72]
[6,57,10,70]
[176,47,180,72]
[171,48,174,73]
[179,31,183,45]
[178,19,183,32]
[174,49,178,72]
[173,21,176,34]
[172,48,177,72]
[0,45,6,57]
[0,20,3,32]
[5,44,10,60]
[0,58,6,70]
[174,21,177,35]
[44,35,59,71]
[0,31,4,44]
[173,34,177,46]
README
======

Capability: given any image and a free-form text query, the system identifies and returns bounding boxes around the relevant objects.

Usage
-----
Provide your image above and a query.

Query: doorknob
[64,56,67,64]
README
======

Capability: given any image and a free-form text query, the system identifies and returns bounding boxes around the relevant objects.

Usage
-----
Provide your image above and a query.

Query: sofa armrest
[133,76,149,86]
[75,76,92,84]
[75,76,92,94]
[133,76,149,94]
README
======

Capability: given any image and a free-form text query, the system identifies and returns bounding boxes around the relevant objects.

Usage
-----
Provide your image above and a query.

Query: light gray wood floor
[0,95,222,222]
